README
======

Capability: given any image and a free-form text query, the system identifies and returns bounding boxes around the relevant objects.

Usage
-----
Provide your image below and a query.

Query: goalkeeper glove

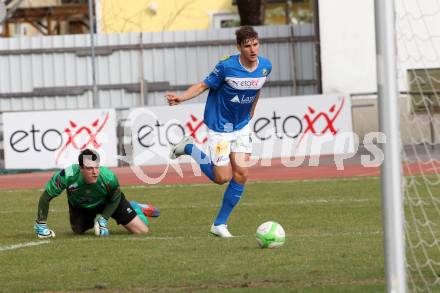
[34,221,55,239]
[94,215,109,237]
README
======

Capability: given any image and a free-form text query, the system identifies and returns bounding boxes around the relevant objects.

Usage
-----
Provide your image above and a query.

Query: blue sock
[214,180,245,225]
[184,144,215,182]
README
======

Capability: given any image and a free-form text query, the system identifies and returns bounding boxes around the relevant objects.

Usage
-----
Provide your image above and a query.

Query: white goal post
[377,0,440,292]
[375,0,407,292]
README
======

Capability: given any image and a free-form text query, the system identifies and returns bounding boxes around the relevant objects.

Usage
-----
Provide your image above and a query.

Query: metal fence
[0,24,320,168]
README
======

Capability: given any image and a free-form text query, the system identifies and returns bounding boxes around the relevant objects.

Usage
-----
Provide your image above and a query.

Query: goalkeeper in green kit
[34,148,160,238]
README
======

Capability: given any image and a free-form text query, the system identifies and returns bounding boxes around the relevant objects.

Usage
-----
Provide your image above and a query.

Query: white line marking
[297,230,382,239]
[60,235,246,243]
[0,177,380,193]
[0,188,45,193]
[123,177,380,190]
[160,198,372,209]
[0,240,50,252]
[0,198,373,214]
[62,230,382,242]
[0,209,66,214]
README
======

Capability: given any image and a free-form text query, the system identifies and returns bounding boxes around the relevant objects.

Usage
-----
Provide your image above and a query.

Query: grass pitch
[0,178,385,292]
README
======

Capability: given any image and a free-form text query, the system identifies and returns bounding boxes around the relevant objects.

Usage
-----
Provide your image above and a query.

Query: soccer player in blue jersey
[166,26,272,237]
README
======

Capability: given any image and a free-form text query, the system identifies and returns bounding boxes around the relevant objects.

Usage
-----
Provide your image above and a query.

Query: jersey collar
[238,54,259,73]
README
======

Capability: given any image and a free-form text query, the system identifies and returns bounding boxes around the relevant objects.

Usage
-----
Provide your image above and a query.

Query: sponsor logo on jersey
[230,95,256,104]
[241,96,256,103]
[225,77,266,90]
[68,183,79,192]
[230,95,240,103]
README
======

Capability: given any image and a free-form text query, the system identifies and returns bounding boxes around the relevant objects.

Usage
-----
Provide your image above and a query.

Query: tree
[236,0,263,26]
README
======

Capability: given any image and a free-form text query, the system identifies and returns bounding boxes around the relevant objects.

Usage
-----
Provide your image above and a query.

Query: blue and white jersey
[203,54,272,133]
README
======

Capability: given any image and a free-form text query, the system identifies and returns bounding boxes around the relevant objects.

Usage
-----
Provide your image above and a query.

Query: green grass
[0,178,386,292]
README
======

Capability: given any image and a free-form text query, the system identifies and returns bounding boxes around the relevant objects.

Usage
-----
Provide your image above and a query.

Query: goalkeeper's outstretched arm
[34,191,56,238]
[37,191,52,223]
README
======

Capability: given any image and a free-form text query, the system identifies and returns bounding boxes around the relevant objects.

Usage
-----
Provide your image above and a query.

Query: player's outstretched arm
[34,191,56,238]
[165,82,208,106]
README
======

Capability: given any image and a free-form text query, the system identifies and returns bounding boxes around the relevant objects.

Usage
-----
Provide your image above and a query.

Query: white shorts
[207,125,252,166]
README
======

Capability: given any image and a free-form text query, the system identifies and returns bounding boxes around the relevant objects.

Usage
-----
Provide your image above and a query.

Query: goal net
[395,0,440,291]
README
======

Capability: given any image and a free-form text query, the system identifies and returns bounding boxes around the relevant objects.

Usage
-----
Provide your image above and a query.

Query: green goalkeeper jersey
[45,164,122,209]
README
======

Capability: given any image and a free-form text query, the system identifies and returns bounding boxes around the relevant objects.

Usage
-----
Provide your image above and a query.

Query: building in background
[0,0,314,37]
[99,0,313,33]
[264,0,313,25]
[98,0,235,33]
[0,0,90,37]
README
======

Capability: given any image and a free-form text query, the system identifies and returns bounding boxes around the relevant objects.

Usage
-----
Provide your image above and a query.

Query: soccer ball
[256,221,285,248]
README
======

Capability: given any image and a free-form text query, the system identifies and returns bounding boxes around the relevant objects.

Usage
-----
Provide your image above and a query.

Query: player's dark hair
[235,26,258,46]
[78,149,100,167]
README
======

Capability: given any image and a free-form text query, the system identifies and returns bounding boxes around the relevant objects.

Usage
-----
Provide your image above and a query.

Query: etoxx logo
[226,77,266,90]
[55,113,110,164]
[186,114,207,144]
[135,112,207,148]
[298,96,345,144]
